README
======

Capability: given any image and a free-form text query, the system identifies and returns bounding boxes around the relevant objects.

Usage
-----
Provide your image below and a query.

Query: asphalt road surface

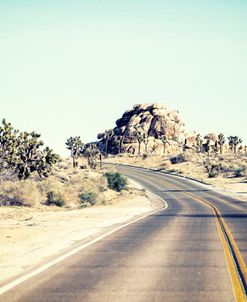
[1,165,247,302]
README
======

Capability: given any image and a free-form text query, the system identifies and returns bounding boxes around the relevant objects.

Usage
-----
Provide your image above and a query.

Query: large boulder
[151,108,167,116]
[139,114,153,132]
[97,103,186,155]
[184,132,197,147]
[204,133,217,142]
[148,116,167,138]
[128,115,142,127]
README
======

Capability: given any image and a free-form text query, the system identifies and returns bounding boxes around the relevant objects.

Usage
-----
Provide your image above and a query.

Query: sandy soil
[104,154,247,202]
[0,189,153,285]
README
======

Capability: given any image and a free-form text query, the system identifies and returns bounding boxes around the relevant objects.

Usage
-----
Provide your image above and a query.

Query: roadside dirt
[0,189,153,284]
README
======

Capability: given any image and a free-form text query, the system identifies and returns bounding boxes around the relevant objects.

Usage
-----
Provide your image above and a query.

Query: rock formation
[97,103,186,155]
[96,103,236,156]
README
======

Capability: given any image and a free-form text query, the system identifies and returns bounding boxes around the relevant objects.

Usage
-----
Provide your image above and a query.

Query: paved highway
[1,165,246,302]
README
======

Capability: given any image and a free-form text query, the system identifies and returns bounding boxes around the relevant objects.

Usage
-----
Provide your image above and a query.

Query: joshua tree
[228,136,242,158]
[82,143,99,169]
[150,143,158,154]
[133,128,144,156]
[115,135,125,154]
[143,132,149,154]
[196,134,203,153]
[15,131,58,179]
[218,133,225,155]
[183,138,190,152]
[214,141,219,154]
[159,135,170,154]
[102,129,114,157]
[204,139,211,157]
[33,146,59,179]
[0,119,19,171]
[66,136,84,168]
[0,119,59,179]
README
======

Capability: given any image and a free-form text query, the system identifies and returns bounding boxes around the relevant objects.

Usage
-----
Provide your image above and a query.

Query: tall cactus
[228,136,242,158]
[159,135,170,154]
[0,119,59,179]
[196,134,203,153]
[133,128,144,156]
[82,143,99,169]
[116,135,125,154]
[204,139,211,157]
[0,119,19,171]
[218,133,225,155]
[15,131,59,179]
[36,147,59,178]
[65,136,84,168]
[102,129,114,157]
[143,132,149,154]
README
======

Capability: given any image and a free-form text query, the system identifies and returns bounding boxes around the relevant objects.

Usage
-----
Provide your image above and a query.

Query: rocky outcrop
[96,103,230,156]
[97,103,186,155]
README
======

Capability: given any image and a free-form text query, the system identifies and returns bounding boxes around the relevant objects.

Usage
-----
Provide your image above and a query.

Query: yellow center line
[122,168,247,302]
[157,175,247,302]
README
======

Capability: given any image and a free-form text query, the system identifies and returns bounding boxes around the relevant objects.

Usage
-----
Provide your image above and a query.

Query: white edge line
[0,191,167,295]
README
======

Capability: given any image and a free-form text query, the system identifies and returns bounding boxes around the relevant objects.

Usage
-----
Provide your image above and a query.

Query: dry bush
[219,162,231,173]
[0,157,118,208]
[38,176,79,207]
[0,180,42,207]
[203,159,221,178]
[61,186,80,206]
[183,151,195,162]
[232,164,247,177]
[38,168,107,207]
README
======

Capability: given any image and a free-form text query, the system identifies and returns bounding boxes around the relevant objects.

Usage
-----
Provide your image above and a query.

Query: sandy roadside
[0,190,154,285]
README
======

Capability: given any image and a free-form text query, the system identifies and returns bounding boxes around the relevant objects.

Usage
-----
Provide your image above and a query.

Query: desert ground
[0,160,156,285]
[0,192,154,285]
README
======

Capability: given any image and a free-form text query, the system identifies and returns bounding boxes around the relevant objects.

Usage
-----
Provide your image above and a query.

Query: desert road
[1,165,247,302]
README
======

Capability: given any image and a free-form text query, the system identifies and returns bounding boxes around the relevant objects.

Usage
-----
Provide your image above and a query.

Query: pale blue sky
[0,0,246,156]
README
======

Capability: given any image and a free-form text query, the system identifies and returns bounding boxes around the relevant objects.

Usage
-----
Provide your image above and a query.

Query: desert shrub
[233,166,246,177]
[219,162,230,173]
[39,176,82,207]
[61,186,80,207]
[170,154,186,164]
[142,153,148,160]
[45,191,64,207]
[204,160,220,178]
[0,180,41,207]
[80,165,88,169]
[104,172,127,192]
[208,168,220,178]
[39,177,63,198]
[0,119,59,180]
[97,175,108,192]
[88,160,97,169]
[99,185,107,192]
[79,192,97,206]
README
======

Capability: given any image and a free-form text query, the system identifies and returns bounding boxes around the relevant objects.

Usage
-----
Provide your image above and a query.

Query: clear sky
[0,0,246,156]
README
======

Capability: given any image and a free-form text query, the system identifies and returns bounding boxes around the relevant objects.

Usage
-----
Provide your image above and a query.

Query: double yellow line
[156,173,247,302]
[116,164,247,301]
